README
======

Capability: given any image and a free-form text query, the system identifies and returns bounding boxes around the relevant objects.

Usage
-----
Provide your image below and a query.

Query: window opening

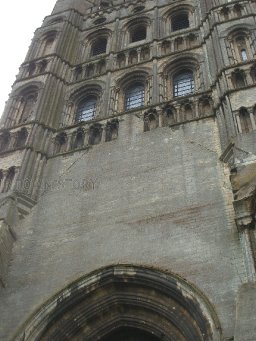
[173,71,194,97]
[239,108,252,133]
[91,37,107,56]
[76,97,97,122]
[130,25,147,43]
[125,83,145,110]
[73,129,84,149]
[172,14,189,31]
[4,167,15,192]
[241,49,247,61]
[15,128,28,148]
[94,17,106,25]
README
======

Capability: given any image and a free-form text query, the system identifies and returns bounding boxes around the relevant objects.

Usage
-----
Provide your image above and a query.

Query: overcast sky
[0,1,57,117]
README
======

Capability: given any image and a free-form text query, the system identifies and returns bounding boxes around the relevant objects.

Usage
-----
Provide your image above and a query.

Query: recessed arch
[13,265,222,341]
[116,70,150,111]
[66,83,104,124]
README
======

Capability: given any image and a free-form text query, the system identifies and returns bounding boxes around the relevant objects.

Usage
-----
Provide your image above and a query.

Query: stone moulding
[13,264,222,341]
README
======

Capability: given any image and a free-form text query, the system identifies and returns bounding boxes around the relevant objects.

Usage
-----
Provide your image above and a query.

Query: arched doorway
[101,327,161,341]
[13,265,222,341]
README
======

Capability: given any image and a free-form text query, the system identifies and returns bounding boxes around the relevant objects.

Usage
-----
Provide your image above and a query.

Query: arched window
[125,83,145,110]
[141,47,150,61]
[231,69,246,88]
[233,3,242,17]
[173,70,194,97]
[91,37,107,56]
[199,97,212,116]
[130,25,147,43]
[74,66,83,81]
[174,37,184,51]
[39,60,47,73]
[241,49,247,61]
[42,32,56,56]
[76,96,97,122]
[117,53,126,68]
[55,133,67,153]
[15,88,38,124]
[97,60,106,74]
[144,112,158,132]
[128,50,138,65]
[89,125,102,145]
[15,128,28,148]
[4,167,15,192]
[161,40,171,55]
[73,129,85,149]
[238,107,252,133]
[182,103,193,121]
[28,63,36,76]
[172,13,189,31]
[235,36,248,62]
[250,64,256,83]
[220,6,230,20]
[105,120,119,142]
[86,64,94,78]
[0,131,10,152]
[164,106,176,126]
[19,94,37,123]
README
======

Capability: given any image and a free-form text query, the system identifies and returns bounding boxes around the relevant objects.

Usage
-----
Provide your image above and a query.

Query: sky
[0,1,57,117]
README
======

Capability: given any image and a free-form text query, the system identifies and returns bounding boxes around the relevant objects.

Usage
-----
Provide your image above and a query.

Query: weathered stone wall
[0,116,247,340]
[1,0,256,339]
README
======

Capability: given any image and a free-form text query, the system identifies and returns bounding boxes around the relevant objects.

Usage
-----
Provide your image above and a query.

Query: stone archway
[13,265,222,341]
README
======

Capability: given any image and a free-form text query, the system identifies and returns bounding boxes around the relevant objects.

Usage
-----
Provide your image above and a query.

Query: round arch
[13,265,222,341]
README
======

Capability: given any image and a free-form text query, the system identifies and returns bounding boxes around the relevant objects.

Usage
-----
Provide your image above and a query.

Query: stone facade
[0,0,256,340]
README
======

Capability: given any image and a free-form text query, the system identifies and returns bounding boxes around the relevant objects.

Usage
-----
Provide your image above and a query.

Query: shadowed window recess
[130,25,147,42]
[173,70,194,97]
[91,37,107,56]
[172,13,189,31]
[76,96,97,122]
[125,83,145,110]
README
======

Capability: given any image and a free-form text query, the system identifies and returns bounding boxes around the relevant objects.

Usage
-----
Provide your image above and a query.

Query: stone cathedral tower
[1,0,256,339]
